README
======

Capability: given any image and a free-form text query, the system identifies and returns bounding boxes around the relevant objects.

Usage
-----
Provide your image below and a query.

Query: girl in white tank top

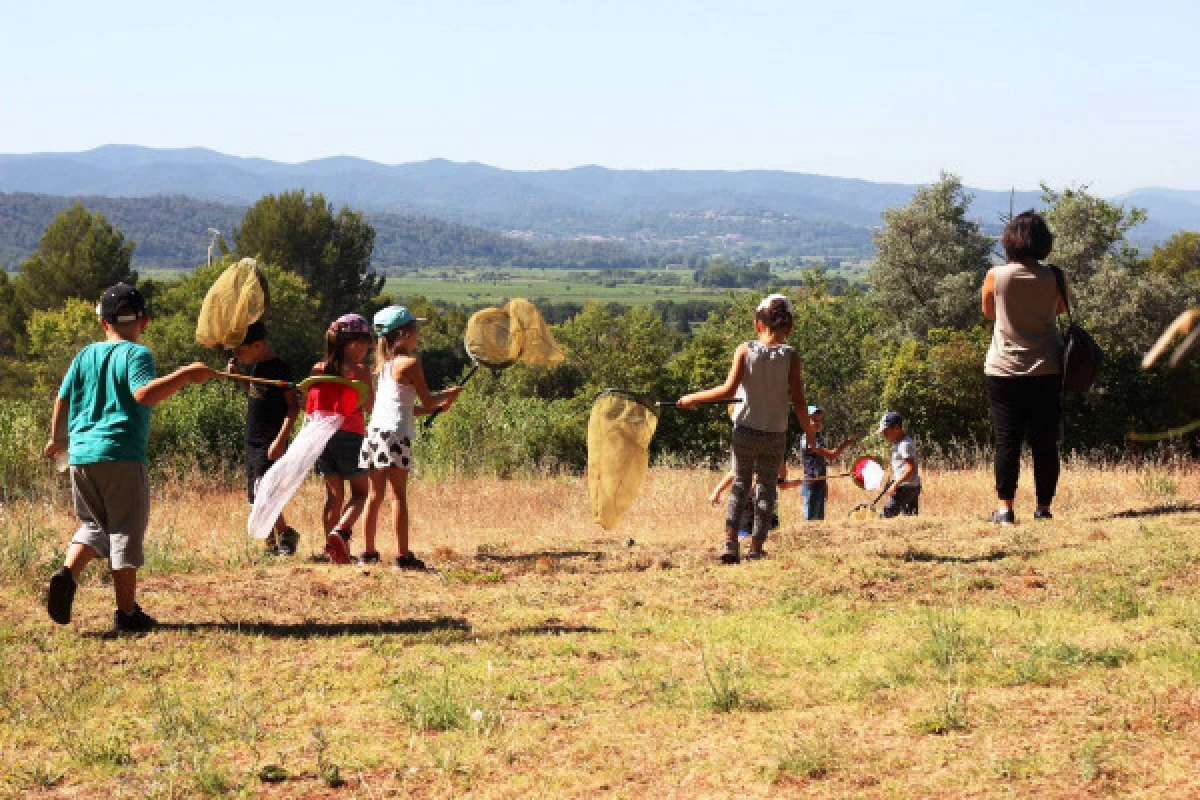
[358,306,465,569]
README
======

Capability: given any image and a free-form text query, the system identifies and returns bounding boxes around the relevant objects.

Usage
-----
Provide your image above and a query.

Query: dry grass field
[2,462,1199,798]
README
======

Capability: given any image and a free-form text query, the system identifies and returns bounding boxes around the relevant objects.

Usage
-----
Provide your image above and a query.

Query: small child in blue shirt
[798,405,856,520]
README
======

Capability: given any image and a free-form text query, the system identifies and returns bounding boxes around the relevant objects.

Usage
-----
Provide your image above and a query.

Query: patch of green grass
[1080,580,1149,621]
[1076,734,1113,782]
[1005,640,1132,686]
[390,668,500,734]
[915,580,972,734]
[5,763,65,791]
[773,737,834,782]
[992,747,1045,780]
[914,683,970,735]
[696,644,768,713]
[69,728,133,767]
[312,725,345,788]
[1137,470,1179,500]
[0,511,56,581]
[776,590,827,616]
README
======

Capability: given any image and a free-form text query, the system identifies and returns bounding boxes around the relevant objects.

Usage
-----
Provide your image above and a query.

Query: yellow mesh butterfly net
[587,392,659,530]
[464,299,565,367]
[196,258,269,349]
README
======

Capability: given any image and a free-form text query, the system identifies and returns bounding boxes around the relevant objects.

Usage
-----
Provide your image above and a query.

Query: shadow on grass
[879,547,1010,564]
[1093,503,1200,520]
[475,550,605,564]
[500,623,609,637]
[88,616,471,640]
[87,618,610,640]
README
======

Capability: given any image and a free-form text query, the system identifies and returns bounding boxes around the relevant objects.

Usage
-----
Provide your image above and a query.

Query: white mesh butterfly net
[247,412,343,540]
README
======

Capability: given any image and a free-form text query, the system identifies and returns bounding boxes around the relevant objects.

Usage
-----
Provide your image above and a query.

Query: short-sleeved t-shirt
[891,436,921,487]
[799,432,827,478]
[58,341,156,464]
[244,357,293,446]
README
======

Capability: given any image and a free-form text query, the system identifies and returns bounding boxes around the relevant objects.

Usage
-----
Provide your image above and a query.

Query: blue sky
[2,0,1196,193]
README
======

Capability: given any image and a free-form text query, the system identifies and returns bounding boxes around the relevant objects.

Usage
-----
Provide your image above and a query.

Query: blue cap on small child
[876,411,903,434]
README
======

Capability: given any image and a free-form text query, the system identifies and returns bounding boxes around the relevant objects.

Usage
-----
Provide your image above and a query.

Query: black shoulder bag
[1049,264,1104,393]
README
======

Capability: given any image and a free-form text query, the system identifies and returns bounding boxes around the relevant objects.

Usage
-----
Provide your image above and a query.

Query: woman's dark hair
[1002,210,1054,263]
[754,297,794,333]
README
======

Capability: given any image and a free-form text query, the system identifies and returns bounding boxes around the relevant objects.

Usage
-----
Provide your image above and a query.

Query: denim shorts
[315,430,367,479]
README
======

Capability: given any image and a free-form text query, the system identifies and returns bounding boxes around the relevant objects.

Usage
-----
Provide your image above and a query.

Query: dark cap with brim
[96,283,147,323]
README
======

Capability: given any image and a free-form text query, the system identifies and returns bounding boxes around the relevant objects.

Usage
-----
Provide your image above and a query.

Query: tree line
[1,179,1197,491]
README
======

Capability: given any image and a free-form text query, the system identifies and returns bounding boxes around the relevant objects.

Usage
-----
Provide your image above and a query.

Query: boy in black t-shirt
[227,321,301,554]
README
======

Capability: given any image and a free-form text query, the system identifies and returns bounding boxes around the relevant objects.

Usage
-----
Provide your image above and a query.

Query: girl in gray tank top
[678,294,817,563]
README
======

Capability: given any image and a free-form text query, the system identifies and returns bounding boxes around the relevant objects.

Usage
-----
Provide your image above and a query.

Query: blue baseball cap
[807,405,821,415]
[373,305,426,335]
[876,411,903,433]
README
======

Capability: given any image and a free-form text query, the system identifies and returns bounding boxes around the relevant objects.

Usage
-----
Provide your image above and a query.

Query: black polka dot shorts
[359,427,414,471]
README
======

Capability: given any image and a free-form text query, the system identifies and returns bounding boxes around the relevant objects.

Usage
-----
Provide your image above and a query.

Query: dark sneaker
[1033,509,1054,521]
[989,510,1016,526]
[393,552,427,571]
[744,549,768,561]
[47,567,76,625]
[357,550,381,566]
[278,527,300,556]
[325,529,352,565]
[719,541,740,565]
[114,605,157,633]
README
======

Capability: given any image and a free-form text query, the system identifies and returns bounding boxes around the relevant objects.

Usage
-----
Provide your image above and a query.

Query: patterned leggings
[726,426,787,541]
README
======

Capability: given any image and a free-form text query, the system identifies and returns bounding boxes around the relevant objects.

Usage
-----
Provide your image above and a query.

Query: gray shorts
[69,461,150,570]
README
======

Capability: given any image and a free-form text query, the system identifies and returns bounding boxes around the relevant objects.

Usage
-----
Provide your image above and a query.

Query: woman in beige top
[981,211,1067,525]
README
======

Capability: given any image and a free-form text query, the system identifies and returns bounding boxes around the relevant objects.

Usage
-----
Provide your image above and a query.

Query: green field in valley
[381,267,741,307]
[136,262,871,309]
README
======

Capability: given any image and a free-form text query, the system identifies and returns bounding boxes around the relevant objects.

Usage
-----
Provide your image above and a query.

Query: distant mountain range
[2,145,1196,263]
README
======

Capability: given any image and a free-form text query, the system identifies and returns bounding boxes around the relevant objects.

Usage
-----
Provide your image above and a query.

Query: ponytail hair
[373,321,420,374]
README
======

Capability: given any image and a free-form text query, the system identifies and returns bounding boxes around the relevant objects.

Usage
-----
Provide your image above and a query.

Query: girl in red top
[307,314,374,564]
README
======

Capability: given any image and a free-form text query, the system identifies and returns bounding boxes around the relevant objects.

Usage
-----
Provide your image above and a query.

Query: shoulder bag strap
[1048,263,1074,327]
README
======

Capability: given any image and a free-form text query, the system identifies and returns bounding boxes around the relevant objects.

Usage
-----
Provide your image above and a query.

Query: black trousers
[986,374,1061,506]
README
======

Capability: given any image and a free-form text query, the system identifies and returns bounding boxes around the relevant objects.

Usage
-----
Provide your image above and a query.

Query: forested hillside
[0,193,647,270]
[0,193,241,270]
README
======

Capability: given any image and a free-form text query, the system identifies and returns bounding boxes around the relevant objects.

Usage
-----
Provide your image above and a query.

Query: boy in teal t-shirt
[44,283,214,633]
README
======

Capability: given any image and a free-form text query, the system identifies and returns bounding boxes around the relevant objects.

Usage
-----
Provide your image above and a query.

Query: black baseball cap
[96,283,147,324]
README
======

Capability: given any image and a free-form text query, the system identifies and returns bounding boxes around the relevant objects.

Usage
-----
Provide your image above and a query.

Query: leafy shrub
[419,385,586,477]
[148,381,246,475]
[0,399,51,498]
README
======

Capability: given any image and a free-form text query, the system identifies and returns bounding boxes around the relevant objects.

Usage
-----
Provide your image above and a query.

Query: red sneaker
[324,530,352,565]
